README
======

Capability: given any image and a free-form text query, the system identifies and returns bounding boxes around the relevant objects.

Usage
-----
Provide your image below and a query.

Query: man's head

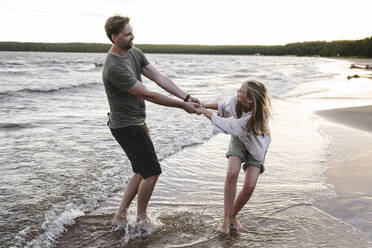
[105,15,134,50]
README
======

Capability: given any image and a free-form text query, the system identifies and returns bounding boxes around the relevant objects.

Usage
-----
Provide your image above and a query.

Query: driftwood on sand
[347,64,372,80]
[350,64,372,70]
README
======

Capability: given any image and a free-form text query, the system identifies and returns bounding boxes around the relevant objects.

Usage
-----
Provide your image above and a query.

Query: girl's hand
[196,106,212,120]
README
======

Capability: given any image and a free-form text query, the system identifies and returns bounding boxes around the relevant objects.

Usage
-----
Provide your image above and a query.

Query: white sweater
[211,96,271,161]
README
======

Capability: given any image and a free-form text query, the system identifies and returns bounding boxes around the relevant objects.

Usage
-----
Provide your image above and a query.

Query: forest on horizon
[0,36,371,57]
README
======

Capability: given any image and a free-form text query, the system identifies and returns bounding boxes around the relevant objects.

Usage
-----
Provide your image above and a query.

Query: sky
[0,0,371,45]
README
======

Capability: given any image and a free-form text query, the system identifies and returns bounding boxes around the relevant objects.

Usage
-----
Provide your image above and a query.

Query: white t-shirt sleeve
[211,113,249,137]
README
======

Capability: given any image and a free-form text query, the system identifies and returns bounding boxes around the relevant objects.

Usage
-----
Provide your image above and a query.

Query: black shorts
[110,124,162,178]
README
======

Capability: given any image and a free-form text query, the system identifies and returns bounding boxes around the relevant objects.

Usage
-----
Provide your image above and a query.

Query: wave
[32,60,99,66]
[0,70,29,75]
[24,208,85,248]
[0,60,103,72]
[0,81,101,96]
[0,122,34,130]
[0,61,26,66]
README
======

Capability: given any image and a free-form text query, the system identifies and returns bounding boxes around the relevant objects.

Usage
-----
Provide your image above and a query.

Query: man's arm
[127,81,198,113]
[141,64,200,103]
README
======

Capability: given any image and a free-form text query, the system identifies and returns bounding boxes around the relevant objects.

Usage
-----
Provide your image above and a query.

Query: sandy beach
[316,105,372,133]
[289,58,372,241]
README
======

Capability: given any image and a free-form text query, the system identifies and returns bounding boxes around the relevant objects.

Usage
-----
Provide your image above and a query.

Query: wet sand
[315,105,372,241]
[289,59,372,241]
[316,105,372,133]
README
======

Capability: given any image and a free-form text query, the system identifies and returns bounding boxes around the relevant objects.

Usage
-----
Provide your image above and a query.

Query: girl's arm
[198,107,248,137]
[218,96,236,117]
[200,96,236,117]
[211,113,248,137]
[198,107,213,120]
[202,103,218,110]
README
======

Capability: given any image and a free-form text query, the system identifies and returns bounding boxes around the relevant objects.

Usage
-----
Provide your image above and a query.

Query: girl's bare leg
[219,156,242,234]
[230,165,260,232]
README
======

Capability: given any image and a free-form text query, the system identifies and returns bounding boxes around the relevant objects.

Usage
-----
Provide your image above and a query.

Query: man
[103,15,200,225]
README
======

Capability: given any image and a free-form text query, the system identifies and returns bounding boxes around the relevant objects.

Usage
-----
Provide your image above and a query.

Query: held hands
[183,101,212,120]
[182,96,212,119]
[196,105,212,119]
[183,102,201,114]
[183,95,201,114]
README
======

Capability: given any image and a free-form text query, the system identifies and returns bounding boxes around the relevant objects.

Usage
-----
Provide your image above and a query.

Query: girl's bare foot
[136,215,164,231]
[136,215,153,228]
[136,214,151,223]
[230,216,247,233]
[218,217,231,234]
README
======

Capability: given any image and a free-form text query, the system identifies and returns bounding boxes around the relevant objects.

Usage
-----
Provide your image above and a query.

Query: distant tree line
[0,36,371,57]
[0,42,111,53]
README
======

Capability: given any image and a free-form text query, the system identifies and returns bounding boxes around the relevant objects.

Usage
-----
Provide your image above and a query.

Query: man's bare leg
[136,174,160,223]
[112,173,143,225]
[219,156,241,234]
[230,165,260,232]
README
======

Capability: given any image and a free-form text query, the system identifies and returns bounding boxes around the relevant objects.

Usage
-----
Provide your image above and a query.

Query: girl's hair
[236,80,272,137]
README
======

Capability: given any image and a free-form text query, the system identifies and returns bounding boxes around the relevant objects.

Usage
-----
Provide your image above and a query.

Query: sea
[0,51,371,248]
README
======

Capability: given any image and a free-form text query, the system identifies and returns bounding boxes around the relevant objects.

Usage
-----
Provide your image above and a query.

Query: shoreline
[314,106,372,241]
[315,105,372,133]
[291,57,372,241]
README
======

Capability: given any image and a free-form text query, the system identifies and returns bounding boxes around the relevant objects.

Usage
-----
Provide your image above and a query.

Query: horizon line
[1,36,371,47]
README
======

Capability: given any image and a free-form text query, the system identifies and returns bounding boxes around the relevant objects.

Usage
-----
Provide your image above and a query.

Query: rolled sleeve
[217,102,226,117]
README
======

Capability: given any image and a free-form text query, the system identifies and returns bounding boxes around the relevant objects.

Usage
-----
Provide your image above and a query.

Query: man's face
[113,23,134,50]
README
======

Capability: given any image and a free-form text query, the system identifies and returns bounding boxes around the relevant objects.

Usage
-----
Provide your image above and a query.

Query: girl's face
[237,83,253,106]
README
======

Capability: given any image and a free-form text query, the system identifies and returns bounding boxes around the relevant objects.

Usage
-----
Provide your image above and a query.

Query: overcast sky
[0,0,371,45]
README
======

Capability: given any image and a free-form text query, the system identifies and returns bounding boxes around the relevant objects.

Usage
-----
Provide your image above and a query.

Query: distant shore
[0,37,371,57]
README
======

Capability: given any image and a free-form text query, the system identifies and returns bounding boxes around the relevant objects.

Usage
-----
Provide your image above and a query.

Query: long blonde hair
[236,80,272,137]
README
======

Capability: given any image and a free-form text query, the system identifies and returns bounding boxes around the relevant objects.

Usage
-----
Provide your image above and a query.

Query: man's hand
[187,95,201,104]
[183,102,201,114]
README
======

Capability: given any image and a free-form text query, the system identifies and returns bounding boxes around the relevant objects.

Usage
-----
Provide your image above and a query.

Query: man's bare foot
[230,216,247,233]
[112,212,128,225]
[218,217,231,234]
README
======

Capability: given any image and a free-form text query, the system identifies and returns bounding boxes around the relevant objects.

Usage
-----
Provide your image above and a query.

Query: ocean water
[0,51,370,248]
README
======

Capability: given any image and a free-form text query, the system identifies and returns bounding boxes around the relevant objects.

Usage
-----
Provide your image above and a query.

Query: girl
[197,80,272,234]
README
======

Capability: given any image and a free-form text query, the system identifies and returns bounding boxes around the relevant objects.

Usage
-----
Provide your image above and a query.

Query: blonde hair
[236,80,272,137]
[104,15,130,43]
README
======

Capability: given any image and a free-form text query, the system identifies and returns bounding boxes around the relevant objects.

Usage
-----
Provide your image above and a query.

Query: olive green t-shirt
[102,47,149,128]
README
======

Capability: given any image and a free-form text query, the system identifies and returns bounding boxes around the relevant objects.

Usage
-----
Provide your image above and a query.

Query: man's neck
[109,45,129,57]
